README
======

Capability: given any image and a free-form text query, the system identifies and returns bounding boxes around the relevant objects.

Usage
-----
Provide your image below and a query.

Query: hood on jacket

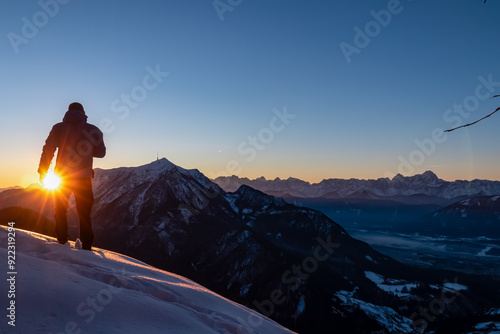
[63,109,88,123]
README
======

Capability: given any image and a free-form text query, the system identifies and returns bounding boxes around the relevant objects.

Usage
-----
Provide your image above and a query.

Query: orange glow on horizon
[1,160,500,189]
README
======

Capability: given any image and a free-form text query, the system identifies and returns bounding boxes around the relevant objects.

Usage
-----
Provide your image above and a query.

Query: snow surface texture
[0,227,295,334]
[335,289,414,333]
[364,271,418,298]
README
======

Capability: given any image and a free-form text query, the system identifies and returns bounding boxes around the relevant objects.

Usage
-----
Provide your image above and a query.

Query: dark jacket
[38,109,106,179]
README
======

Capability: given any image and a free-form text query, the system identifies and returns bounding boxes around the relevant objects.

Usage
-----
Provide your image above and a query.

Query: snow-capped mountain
[0,226,295,334]
[1,159,500,334]
[213,171,500,203]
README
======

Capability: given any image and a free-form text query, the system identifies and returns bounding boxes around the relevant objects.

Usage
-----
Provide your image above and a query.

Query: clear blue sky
[1,0,500,187]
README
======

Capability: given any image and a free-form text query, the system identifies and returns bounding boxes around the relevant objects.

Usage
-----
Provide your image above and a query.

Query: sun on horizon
[42,172,61,191]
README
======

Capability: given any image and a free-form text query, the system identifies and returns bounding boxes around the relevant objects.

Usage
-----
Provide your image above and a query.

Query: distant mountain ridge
[213,171,500,202]
[400,195,500,238]
[0,186,22,193]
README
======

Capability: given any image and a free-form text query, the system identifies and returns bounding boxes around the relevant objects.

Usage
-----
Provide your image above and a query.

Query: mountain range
[213,171,500,205]
[214,172,500,238]
[1,160,500,333]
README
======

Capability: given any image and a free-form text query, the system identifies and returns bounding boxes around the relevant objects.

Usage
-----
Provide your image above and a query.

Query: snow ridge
[0,226,294,334]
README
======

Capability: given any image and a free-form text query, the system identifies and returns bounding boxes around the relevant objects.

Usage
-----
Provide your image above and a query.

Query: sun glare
[43,172,61,190]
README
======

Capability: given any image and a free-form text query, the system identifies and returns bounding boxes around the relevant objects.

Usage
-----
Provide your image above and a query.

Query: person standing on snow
[38,102,106,250]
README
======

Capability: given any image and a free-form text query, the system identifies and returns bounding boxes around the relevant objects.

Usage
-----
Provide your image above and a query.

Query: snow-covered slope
[0,226,295,334]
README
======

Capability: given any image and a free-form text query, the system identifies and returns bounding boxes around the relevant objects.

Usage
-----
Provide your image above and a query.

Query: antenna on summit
[156,151,159,161]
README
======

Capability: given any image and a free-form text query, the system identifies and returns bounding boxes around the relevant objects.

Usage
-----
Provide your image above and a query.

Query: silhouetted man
[38,102,106,250]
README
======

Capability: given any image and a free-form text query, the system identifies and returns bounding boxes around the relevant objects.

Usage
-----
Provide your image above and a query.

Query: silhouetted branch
[445,95,500,132]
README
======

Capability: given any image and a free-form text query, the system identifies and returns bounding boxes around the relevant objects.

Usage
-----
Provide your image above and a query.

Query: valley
[349,229,500,277]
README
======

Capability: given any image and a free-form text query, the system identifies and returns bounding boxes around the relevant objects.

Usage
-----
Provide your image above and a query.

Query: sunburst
[42,172,61,190]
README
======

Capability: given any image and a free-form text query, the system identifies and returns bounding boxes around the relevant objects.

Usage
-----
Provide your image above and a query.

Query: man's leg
[74,178,94,250]
[54,185,71,244]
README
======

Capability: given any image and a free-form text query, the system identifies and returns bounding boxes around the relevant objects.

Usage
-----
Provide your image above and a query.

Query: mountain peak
[421,170,439,182]
[108,158,180,177]
[234,184,287,208]
[391,171,439,183]
[26,183,44,190]
[236,184,269,198]
[392,173,405,182]
[144,158,177,171]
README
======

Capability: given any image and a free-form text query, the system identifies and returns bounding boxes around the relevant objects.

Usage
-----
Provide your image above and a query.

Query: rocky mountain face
[1,160,500,333]
[213,172,500,204]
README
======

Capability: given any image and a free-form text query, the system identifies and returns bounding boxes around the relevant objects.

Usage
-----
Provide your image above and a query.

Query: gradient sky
[1,0,500,188]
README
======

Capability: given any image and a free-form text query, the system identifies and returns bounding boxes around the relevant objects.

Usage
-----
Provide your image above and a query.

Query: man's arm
[92,127,106,158]
[38,126,58,179]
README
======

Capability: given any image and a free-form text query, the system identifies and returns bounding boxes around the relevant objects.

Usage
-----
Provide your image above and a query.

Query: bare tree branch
[445,96,500,132]
[445,0,493,132]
